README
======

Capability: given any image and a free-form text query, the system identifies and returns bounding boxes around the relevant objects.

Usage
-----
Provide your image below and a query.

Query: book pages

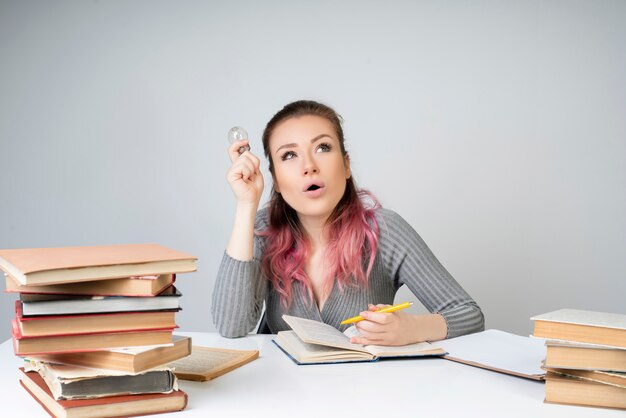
[168,346,258,381]
[282,315,369,353]
[276,331,373,362]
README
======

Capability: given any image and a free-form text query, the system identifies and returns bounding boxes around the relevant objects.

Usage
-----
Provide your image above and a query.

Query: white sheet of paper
[432,329,546,377]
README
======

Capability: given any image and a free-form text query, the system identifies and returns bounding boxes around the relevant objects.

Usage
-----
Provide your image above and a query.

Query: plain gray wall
[1,0,625,343]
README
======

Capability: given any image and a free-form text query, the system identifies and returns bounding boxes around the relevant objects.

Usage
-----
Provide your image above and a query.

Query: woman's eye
[281,151,297,161]
[316,143,332,153]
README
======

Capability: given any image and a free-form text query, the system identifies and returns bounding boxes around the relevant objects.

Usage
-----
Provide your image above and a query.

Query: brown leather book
[19,368,188,418]
[0,243,196,286]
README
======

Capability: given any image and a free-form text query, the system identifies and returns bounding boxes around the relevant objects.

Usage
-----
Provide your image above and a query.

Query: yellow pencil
[340,302,413,325]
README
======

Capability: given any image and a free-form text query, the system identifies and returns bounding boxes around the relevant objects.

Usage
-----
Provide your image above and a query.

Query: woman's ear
[344,154,351,179]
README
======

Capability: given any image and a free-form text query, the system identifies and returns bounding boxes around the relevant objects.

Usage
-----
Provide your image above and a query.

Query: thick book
[20,368,188,418]
[26,360,178,400]
[168,346,259,381]
[13,322,174,356]
[19,286,182,316]
[545,340,626,372]
[274,314,445,364]
[15,301,178,337]
[6,273,175,297]
[430,329,546,380]
[531,308,626,348]
[0,243,196,286]
[29,335,192,373]
[545,371,626,410]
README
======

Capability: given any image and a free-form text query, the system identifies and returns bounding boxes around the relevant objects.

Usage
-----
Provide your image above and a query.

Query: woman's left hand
[349,304,447,346]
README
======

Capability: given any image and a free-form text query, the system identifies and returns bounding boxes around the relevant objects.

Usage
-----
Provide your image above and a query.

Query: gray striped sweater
[212,207,484,339]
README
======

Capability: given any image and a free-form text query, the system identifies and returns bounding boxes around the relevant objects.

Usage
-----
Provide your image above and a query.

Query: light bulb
[227,126,250,154]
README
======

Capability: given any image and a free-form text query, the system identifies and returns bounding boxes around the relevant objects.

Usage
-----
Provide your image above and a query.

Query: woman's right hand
[226,139,264,207]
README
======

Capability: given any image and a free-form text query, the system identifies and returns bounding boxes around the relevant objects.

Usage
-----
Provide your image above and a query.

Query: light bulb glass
[227,126,250,154]
[228,126,248,143]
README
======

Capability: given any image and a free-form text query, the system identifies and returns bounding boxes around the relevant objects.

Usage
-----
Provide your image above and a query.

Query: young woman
[212,100,484,346]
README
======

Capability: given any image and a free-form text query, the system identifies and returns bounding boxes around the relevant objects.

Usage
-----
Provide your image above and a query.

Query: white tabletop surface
[1,331,623,418]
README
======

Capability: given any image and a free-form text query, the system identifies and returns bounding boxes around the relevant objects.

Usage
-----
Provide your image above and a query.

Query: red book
[19,368,188,418]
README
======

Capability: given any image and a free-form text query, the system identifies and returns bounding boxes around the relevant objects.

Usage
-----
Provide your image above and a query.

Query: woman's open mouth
[303,181,325,197]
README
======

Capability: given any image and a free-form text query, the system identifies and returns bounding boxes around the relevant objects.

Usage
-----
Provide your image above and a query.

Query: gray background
[1,0,625,342]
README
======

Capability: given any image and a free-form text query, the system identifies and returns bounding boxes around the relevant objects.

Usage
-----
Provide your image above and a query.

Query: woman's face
[269,115,351,223]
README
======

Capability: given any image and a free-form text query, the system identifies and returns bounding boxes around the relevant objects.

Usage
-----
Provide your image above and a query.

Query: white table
[0,332,622,417]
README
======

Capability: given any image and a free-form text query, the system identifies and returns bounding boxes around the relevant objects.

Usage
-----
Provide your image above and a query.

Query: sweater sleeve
[211,211,269,338]
[377,209,484,338]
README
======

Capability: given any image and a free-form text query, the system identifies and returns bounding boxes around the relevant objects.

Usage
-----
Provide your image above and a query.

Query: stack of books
[0,243,197,417]
[531,308,626,410]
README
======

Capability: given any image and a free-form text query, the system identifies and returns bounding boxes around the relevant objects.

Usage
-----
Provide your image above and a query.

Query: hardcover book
[5,273,175,297]
[19,286,182,316]
[29,335,192,373]
[274,314,445,365]
[20,368,188,418]
[545,371,626,410]
[531,308,626,348]
[544,340,626,372]
[13,323,174,356]
[15,301,178,337]
[0,243,196,286]
[26,360,178,400]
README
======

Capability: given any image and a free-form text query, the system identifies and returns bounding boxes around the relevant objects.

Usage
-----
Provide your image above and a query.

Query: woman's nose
[303,164,319,175]
[302,155,319,175]
[301,152,319,176]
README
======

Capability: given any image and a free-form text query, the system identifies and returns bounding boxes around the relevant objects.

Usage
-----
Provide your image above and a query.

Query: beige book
[274,314,445,364]
[545,340,626,372]
[531,309,626,348]
[30,336,192,373]
[0,243,196,286]
[5,273,174,296]
[545,371,626,410]
[168,346,259,381]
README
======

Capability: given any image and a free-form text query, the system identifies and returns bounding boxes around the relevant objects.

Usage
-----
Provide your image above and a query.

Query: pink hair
[258,190,380,308]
